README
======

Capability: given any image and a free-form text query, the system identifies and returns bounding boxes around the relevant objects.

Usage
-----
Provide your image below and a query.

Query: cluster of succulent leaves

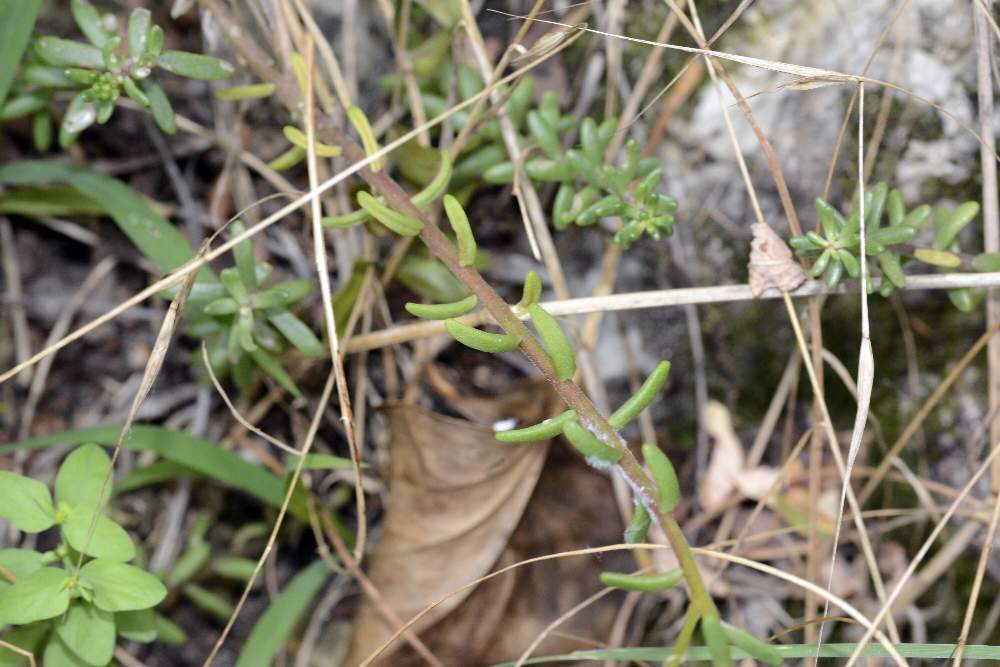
[1,0,233,150]
[174,221,325,399]
[789,182,988,310]
[0,445,168,666]
[385,58,678,249]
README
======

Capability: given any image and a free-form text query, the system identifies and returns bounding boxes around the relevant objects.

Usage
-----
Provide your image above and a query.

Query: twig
[341,272,1000,353]
[974,0,1000,489]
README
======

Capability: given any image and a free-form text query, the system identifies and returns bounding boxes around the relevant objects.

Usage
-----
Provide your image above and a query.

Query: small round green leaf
[56,601,116,666]
[0,471,55,533]
[56,443,111,509]
[61,505,136,562]
[81,560,167,612]
[0,567,71,624]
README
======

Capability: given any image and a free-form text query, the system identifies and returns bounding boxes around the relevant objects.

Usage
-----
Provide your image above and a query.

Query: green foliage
[641,443,680,514]
[172,220,324,398]
[0,0,41,106]
[390,57,679,248]
[0,445,167,666]
[235,560,331,667]
[608,361,671,429]
[4,424,309,521]
[0,0,233,148]
[562,420,622,464]
[404,294,478,320]
[528,304,576,380]
[0,161,204,276]
[494,409,577,443]
[789,183,986,309]
[598,569,683,592]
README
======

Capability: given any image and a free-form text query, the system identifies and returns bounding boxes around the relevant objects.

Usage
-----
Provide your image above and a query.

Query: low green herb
[0,445,167,666]
[1,0,233,149]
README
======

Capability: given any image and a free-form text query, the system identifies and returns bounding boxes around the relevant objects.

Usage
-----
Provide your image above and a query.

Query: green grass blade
[0,161,207,277]
[493,643,1000,665]
[0,0,42,105]
[2,425,306,520]
[235,559,331,667]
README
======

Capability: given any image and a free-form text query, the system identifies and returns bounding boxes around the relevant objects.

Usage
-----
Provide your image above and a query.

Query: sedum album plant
[0,445,167,665]
[789,182,992,310]
[392,59,680,248]
[1,0,233,149]
[166,220,326,399]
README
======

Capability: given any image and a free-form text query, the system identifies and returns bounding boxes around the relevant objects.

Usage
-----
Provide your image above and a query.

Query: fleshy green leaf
[0,567,71,625]
[80,560,167,612]
[934,202,980,250]
[397,256,469,303]
[34,36,103,69]
[266,310,325,358]
[235,559,331,667]
[126,7,151,58]
[247,347,304,399]
[55,602,115,667]
[70,0,110,48]
[56,443,112,509]
[0,472,55,533]
[598,569,682,592]
[214,82,276,101]
[141,79,176,134]
[60,505,136,562]
[157,50,234,80]
[973,252,1000,272]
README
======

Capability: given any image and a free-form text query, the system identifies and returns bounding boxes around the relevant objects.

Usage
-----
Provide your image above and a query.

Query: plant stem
[198,0,718,619]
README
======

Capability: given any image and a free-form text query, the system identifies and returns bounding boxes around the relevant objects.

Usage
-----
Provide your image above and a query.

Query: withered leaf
[748,222,807,297]
[344,392,552,666]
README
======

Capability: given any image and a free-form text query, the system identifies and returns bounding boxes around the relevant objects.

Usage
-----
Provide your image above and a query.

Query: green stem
[199,0,719,623]
[666,603,702,667]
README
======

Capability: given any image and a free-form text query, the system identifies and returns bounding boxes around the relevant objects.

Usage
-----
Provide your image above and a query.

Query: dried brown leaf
[344,390,553,666]
[748,222,807,297]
